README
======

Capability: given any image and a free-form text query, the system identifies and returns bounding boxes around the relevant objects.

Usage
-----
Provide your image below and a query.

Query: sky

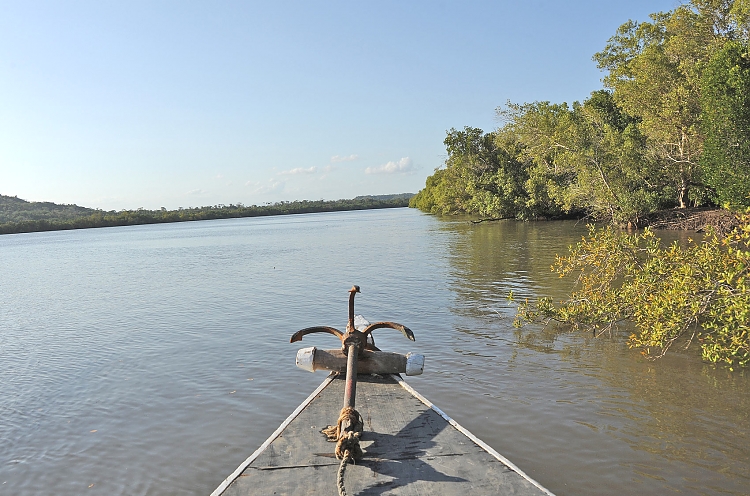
[0,0,679,211]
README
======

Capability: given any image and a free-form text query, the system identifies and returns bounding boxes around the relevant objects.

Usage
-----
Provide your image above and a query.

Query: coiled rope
[322,406,364,496]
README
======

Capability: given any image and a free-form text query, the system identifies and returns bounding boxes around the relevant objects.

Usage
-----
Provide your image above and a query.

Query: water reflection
[439,216,750,495]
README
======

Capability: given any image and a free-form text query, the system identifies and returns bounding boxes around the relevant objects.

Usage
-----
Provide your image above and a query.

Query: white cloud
[331,154,358,163]
[278,166,318,175]
[365,157,414,175]
[187,189,208,196]
[245,179,285,195]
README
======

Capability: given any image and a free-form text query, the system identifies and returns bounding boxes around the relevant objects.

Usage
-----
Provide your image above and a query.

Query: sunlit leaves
[518,213,750,368]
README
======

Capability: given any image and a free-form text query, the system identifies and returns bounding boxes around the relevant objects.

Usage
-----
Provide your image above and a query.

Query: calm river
[1,208,748,495]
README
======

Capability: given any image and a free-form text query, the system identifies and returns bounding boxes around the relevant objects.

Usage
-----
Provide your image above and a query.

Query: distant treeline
[411,0,750,226]
[0,195,413,235]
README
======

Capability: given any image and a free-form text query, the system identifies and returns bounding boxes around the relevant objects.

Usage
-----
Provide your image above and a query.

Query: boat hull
[213,373,553,496]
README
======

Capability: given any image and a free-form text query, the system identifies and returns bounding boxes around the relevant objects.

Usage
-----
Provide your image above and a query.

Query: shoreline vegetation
[513,213,750,370]
[0,194,413,236]
[409,0,750,368]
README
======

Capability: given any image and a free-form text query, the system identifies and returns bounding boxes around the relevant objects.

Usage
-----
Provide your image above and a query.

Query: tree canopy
[412,0,750,223]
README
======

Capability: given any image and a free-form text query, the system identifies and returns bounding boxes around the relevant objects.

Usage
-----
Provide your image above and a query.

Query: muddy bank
[645,207,740,235]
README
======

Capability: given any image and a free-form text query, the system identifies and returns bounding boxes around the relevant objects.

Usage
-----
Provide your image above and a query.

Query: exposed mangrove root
[645,207,739,236]
[470,216,515,224]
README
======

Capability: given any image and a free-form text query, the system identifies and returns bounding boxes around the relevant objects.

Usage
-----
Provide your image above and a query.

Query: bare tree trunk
[678,179,688,209]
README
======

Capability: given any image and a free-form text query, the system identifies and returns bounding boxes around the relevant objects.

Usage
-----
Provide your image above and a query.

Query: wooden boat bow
[211,285,555,496]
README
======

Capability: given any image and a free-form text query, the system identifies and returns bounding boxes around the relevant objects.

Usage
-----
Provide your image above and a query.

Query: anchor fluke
[362,322,415,342]
[289,326,344,343]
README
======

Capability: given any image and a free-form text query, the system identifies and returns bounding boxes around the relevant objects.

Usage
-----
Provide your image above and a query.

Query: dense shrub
[515,212,750,369]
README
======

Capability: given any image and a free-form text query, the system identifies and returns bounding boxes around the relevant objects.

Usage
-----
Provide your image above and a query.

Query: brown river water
[1,208,748,495]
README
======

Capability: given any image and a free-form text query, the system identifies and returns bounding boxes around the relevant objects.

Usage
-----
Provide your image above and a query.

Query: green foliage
[0,196,413,235]
[733,0,750,36]
[412,0,750,369]
[593,4,720,207]
[700,40,750,206]
[501,93,669,224]
[498,101,576,218]
[409,127,534,218]
[412,92,668,224]
[515,213,750,368]
[412,0,750,222]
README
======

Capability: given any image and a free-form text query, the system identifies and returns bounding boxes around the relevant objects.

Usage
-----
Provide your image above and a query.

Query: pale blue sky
[1,0,678,210]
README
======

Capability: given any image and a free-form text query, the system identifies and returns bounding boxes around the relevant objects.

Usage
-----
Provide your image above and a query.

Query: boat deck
[213,373,553,496]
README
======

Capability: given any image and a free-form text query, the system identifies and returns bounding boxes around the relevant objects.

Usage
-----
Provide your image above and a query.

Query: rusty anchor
[290,285,420,409]
[290,285,425,494]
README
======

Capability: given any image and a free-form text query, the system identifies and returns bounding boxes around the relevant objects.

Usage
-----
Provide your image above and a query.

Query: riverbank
[468,207,742,234]
[0,195,413,235]
[645,206,741,235]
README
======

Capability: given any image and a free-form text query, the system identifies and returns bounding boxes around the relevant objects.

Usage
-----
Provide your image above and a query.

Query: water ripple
[1,210,748,495]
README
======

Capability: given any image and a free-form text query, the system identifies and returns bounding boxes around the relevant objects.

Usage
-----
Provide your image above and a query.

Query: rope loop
[323,406,364,496]
[322,406,364,460]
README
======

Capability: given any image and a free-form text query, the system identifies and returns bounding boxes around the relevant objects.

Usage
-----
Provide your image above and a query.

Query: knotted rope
[322,406,364,460]
[322,406,364,496]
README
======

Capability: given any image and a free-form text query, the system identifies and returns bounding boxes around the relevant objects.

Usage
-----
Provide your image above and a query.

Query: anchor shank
[343,343,359,409]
